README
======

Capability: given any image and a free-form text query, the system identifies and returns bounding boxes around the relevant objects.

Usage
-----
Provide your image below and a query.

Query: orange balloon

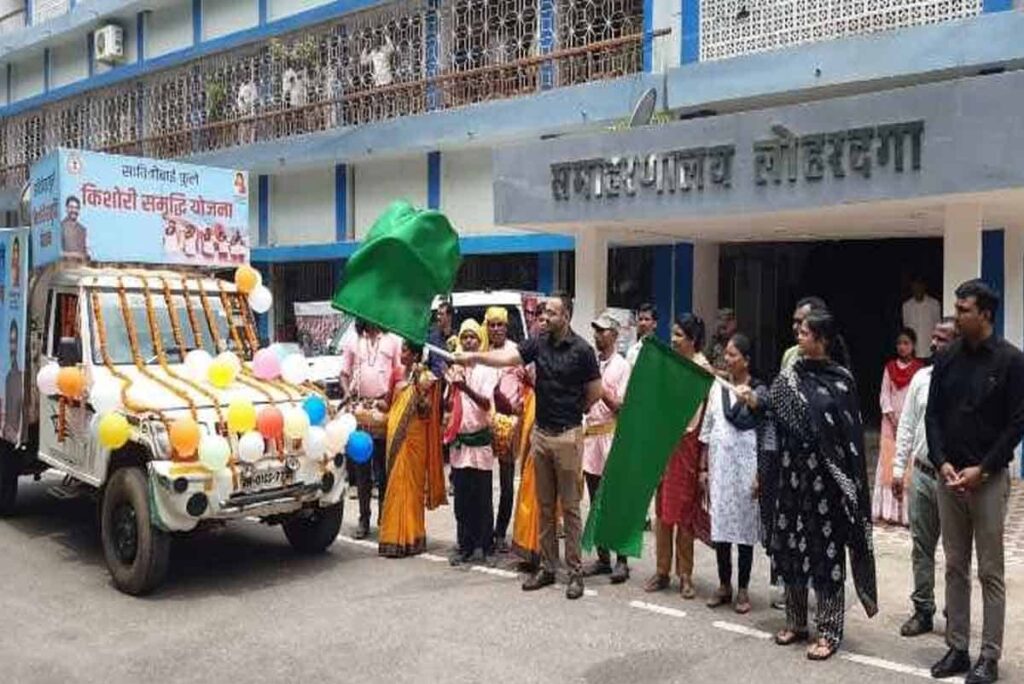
[56,367,86,399]
[256,406,284,441]
[169,418,202,460]
[234,265,260,295]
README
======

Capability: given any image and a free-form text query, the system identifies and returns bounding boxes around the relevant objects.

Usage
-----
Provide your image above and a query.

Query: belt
[914,459,937,479]
[535,424,580,437]
[584,421,616,437]
[453,428,493,448]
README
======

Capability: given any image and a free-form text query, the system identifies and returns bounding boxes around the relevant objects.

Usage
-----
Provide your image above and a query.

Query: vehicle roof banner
[29,149,250,269]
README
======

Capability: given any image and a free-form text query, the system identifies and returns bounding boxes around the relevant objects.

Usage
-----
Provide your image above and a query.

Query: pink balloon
[252,348,282,380]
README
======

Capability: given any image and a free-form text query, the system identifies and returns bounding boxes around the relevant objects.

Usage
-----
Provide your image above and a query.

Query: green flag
[582,337,714,558]
[332,201,461,345]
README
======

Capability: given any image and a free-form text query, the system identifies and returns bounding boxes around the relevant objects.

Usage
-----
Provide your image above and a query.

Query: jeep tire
[101,467,170,595]
[283,502,343,553]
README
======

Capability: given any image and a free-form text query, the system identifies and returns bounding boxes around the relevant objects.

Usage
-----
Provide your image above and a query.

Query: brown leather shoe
[680,575,696,599]
[643,573,670,593]
[522,569,556,591]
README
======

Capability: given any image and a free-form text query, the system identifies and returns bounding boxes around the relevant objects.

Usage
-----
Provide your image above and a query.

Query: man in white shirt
[892,317,957,637]
[902,277,942,359]
[626,302,657,367]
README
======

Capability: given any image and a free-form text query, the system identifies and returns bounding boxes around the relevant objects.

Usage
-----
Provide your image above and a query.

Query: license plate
[240,465,291,492]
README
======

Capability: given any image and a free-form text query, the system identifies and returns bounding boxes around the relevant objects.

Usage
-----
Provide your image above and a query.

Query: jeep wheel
[283,502,343,553]
[0,448,18,517]
[101,467,170,595]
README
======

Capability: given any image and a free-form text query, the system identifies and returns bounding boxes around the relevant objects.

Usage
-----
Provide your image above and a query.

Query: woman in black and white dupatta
[738,310,877,661]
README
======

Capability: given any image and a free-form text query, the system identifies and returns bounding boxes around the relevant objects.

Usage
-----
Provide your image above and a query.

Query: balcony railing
[0,0,652,190]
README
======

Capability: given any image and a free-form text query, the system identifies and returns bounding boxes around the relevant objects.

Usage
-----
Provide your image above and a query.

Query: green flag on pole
[582,337,715,558]
[331,201,461,345]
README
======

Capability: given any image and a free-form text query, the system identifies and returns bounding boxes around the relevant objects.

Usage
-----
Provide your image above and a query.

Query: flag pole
[425,343,455,363]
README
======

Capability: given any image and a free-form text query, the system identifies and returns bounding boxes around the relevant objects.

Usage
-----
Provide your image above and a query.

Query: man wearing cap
[487,306,524,553]
[582,311,632,583]
[455,292,601,600]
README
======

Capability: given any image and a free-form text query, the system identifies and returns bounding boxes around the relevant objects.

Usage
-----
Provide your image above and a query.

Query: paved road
[0,476,1020,684]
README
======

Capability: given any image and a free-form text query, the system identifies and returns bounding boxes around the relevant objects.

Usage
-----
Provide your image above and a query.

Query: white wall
[95,15,139,74]
[441,148,520,236]
[50,38,88,89]
[651,0,681,73]
[352,157,427,240]
[248,177,260,246]
[11,55,44,101]
[204,0,259,40]
[268,0,331,21]
[0,63,7,104]
[269,168,334,246]
[145,4,193,60]
[692,242,719,325]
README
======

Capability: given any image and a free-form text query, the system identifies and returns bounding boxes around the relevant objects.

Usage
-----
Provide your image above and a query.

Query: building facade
[1,0,1023,469]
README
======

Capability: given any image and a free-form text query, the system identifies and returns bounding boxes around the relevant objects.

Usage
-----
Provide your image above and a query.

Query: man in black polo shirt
[926,279,1024,684]
[457,292,601,600]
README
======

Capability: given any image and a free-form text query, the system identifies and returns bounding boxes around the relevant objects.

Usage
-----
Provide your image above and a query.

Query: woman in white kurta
[700,333,761,614]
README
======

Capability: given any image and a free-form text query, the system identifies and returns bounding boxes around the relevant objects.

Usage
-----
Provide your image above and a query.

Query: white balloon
[237,431,265,463]
[89,378,122,414]
[36,362,60,396]
[216,351,242,375]
[337,412,358,436]
[248,285,273,314]
[198,435,231,471]
[305,426,327,459]
[184,349,214,381]
[280,353,309,385]
[324,419,350,455]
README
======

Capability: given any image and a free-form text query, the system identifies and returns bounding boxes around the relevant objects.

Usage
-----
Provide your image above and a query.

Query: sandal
[806,638,837,661]
[706,585,732,608]
[734,589,752,614]
[774,629,810,646]
[643,573,670,593]
[680,575,696,600]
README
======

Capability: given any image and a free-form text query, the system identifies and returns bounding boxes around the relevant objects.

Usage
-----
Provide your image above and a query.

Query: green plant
[205,78,228,121]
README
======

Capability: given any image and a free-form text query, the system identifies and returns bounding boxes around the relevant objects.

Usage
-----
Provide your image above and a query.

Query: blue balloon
[346,430,374,464]
[302,395,327,426]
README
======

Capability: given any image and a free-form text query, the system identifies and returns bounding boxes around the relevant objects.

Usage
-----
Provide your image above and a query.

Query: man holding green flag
[456,292,601,600]
[581,331,715,568]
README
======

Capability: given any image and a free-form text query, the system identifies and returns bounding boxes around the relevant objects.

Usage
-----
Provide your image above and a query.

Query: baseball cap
[591,311,620,331]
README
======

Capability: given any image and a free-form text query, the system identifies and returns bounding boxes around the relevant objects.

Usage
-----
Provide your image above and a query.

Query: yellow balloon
[227,398,257,434]
[97,413,131,450]
[208,360,235,388]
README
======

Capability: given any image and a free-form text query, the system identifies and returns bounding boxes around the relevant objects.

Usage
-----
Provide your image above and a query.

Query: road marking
[337,535,377,550]
[469,565,519,579]
[420,553,447,563]
[628,600,687,618]
[840,653,961,682]
[712,621,773,640]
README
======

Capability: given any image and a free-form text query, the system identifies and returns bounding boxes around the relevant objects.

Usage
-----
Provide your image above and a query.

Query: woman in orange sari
[510,387,540,569]
[378,341,446,558]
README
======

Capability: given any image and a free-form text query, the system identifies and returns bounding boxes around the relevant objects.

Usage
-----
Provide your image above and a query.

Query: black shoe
[609,560,630,584]
[522,569,556,591]
[449,551,472,567]
[566,573,585,600]
[900,612,934,637]
[493,536,510,554]
[353,522,370,540]
[583,560,612,577]
[965,657,999,684]
[931,648,971,679]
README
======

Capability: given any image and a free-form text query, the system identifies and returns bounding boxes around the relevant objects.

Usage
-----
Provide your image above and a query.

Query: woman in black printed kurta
[740,311,877,661]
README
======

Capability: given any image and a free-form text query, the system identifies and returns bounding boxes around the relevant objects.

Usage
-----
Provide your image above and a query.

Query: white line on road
[469,565,519,579]
[337,535,377,550]
[420,553,448,563]
[628,600,687,619]
[840,653,962,682]
[712,621,773,640]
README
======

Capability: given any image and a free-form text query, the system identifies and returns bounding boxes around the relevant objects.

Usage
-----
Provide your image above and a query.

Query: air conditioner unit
[94,25,125,64]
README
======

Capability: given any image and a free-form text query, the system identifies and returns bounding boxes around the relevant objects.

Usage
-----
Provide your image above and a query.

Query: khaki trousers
[533,426,583,574]
[655,520,694,578]
[937,469,1010,661]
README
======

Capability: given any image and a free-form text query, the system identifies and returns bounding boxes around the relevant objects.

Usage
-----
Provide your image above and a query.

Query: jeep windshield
[89,288,253,365]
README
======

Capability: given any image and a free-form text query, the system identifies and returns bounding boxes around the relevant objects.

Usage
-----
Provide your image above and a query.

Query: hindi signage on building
[29,149,250,268]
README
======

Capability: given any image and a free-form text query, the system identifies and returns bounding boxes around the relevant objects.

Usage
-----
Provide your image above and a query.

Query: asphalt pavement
[0,473,1020,684]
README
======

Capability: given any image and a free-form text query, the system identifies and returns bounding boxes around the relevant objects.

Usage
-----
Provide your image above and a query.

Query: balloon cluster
[235,265,273,315]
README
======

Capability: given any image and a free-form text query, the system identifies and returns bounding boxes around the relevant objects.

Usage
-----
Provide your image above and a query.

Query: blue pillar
[652,246,673,341]
[681,0,700,64]
[137,12,146,64]
[6,64,11,106]
[642,0,654,71]
[983,0,1013,11]
[25,0,32,26]
[258,175,270,247]
[334,164,347,242]
[674,241,694,316]
[42,48,50,93]
[192,0,202,45]
[982,229,1005,337]
[538,0,556,89]
[427,152,441,210]
[537,253,556,294]
[258,0,268,25]
[86,32,94,78]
